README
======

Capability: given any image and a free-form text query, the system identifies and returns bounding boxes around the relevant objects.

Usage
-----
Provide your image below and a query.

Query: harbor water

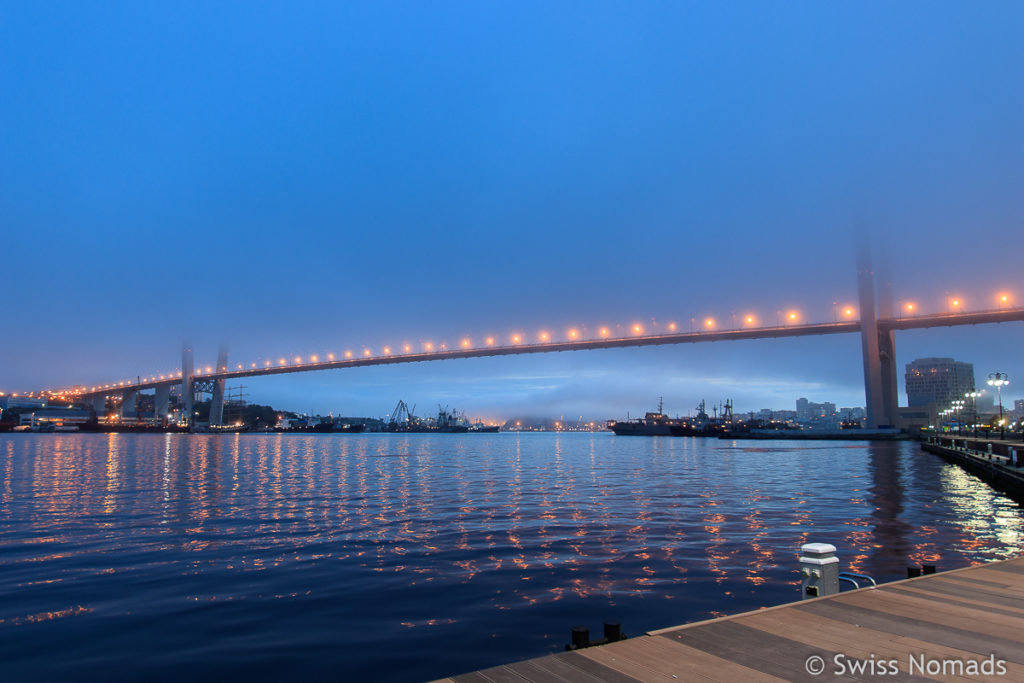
[1,433,1021,681]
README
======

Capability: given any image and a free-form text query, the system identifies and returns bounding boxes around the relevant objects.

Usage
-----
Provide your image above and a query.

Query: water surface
[1,433,1020,681]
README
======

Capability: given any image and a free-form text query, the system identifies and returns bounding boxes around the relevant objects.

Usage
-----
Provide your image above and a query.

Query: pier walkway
[438,556,1024,682]
[922,434,1024,499]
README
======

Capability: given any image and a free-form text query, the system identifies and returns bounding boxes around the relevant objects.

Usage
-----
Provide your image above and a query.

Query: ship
[385,401,470,433]
[669,399,734,437]
[608,398,685,436]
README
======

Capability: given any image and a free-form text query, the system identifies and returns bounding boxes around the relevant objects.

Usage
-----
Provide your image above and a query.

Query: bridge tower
[208,347,228,427]
[857,259,899,428]
[182,344,194,427]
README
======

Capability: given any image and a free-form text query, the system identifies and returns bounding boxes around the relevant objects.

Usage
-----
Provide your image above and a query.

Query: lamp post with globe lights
[987,373,1009,439]
[951,399,965,434]
[965,390,981,436]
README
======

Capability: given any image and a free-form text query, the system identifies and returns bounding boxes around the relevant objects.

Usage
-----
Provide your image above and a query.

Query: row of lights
[15,291,1016,396]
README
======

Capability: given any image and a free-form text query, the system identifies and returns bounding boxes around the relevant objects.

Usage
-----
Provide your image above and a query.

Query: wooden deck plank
[971,559,1024,576]
[886,584,1024,619]
[473,664,534,683]
[891,575,1024,610]
[579,635,787,683]
[794,599,1024,664]
[515,654,608,682]
[734,607,930,663]
[835,588,1024,642]
[661,620,865,681]
[736,602,1024,683]
[560,651,643,683]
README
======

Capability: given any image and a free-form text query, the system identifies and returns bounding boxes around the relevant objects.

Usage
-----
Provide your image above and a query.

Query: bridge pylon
[858,259,899,428]
[182,344,194,427]
[208,347,228,427]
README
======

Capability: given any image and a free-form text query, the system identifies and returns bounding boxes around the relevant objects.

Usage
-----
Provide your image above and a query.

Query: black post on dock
[569,627,589,650]
[908,567,922,578]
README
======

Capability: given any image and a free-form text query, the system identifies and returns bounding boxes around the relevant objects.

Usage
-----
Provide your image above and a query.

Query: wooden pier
[438,556,1024,682]
[923,434,1024,499]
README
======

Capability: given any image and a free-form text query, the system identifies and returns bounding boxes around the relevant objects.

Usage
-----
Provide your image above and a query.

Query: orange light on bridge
[511,334,522,344]
[842,306,855,318]
[363,349,372,357]
[294,356,302,364]
[539,331,550,342]
[667,322,677,332]
[704,318,715,329]
[997,292,1012,307]
[264,360,271,367]
[424,343,433,351]
[949,298,961,310]
[485,337,495,346]
[599,327,610,338]
[632,324,643,335]
[568,329,579,339]
[904,302,916,314]
[345,350,353,358]
[310,355,318,363]
[251,363,257,368]
[461,338,471,348]
[403,344,411,352]
[279,358,287,365]
[787,311,799,323]
[328,353,335,361]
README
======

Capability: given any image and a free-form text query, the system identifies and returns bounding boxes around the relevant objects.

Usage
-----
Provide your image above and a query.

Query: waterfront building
[905,357,975,408]
[795,398,837,423]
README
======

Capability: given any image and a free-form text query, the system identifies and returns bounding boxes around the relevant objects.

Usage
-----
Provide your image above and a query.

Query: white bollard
[800,543,839,599]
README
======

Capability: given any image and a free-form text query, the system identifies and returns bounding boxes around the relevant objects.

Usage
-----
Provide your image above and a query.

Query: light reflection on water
[0,433,1021,681]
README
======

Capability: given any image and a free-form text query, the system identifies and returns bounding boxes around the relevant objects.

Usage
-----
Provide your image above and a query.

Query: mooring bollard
[603,622,622,642]
[569,627,589,650]
[800,543,839,599]
[922,564,937,575]
[908,567,922,578]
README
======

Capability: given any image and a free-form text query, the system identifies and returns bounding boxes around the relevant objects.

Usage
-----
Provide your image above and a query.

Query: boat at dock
[608,398,686,436]
[385,401,470,433]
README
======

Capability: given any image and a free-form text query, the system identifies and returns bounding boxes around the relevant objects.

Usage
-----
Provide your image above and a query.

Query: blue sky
[2,2,1022,419]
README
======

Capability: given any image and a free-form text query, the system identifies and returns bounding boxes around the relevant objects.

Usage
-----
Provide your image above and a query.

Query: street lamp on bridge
[987,372,1009,439]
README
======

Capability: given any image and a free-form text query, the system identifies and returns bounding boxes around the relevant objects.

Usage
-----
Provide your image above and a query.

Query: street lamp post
[951,399,965,434]
[987,373,1009,440]
[965,390,981,437]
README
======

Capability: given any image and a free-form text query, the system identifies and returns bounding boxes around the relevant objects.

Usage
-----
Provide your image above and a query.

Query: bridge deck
[438,556,1024,682]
